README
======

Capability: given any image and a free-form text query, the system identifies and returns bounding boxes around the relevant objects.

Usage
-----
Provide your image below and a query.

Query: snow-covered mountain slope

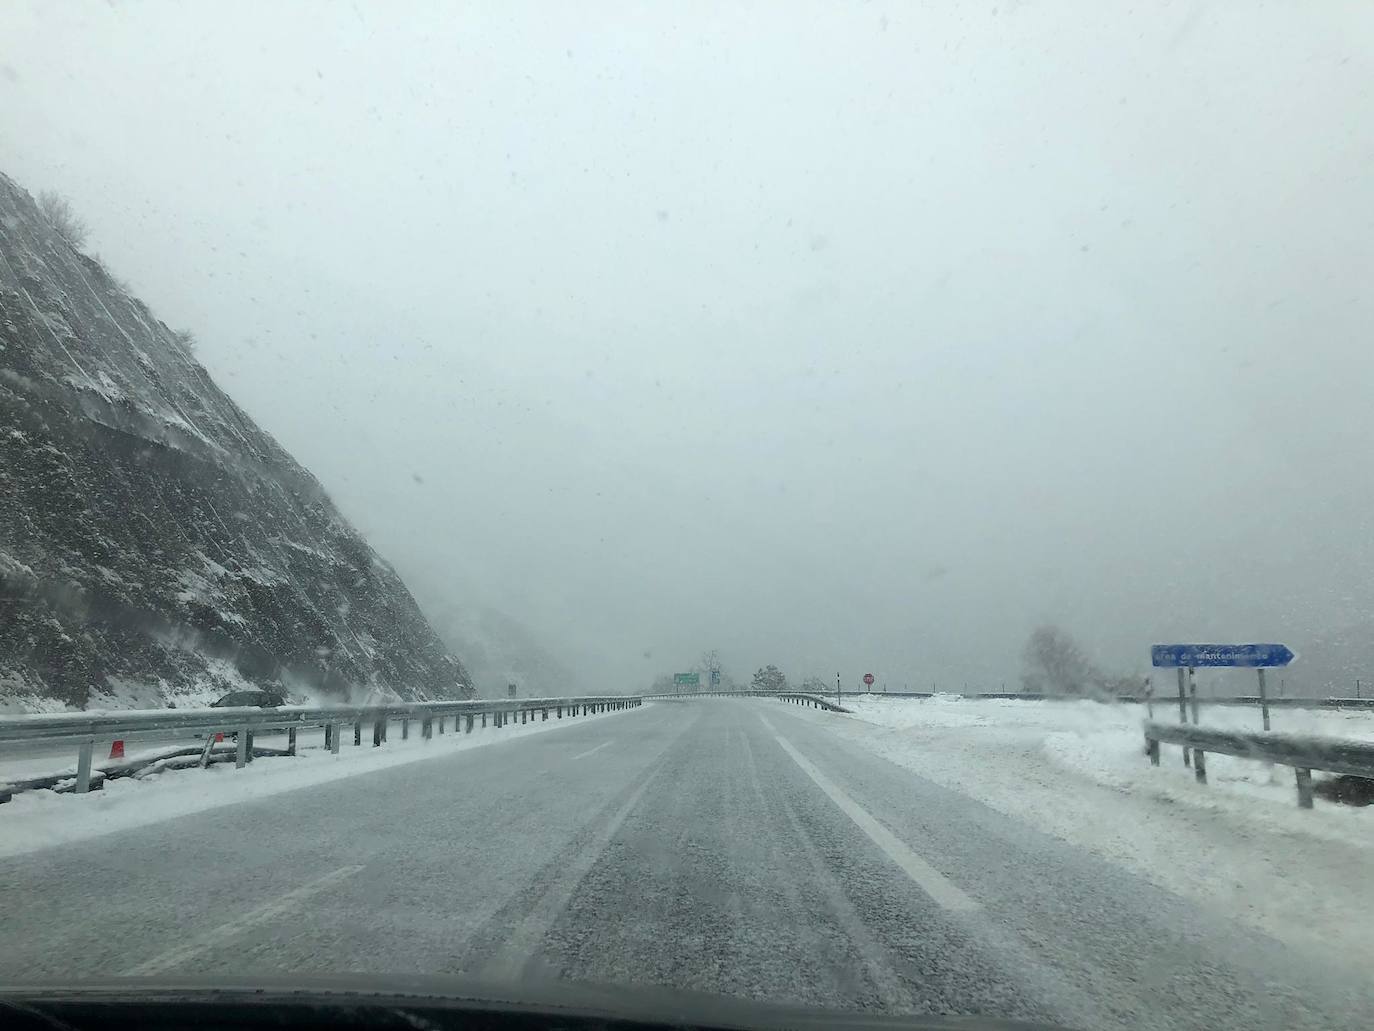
[414,593,591,699]
[0,172,471,710]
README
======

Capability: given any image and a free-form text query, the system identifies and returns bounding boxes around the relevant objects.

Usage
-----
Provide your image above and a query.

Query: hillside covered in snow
[0,172,471,710]
[413,593,592,699]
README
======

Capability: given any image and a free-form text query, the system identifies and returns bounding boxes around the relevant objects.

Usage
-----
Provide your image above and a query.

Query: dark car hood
[0,974,1072,1031]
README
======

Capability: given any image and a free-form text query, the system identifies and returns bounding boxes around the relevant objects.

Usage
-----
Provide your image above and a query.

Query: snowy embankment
[846,694,1374,824]
[788,695,1374,972]
[0,704,644,860]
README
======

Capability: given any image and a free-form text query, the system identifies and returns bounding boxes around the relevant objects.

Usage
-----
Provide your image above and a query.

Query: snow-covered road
[0,700,1368,1030]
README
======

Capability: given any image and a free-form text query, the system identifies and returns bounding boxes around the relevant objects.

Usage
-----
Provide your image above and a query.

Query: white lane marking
[123,865,365,976]
[570,740,614,762]
[760,715,980,912]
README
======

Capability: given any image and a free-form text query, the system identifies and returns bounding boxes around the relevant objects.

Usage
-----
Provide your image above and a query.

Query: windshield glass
[2,4,1372,1030]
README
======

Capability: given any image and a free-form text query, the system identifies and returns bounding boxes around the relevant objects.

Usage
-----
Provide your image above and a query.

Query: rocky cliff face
[0,173,471,711]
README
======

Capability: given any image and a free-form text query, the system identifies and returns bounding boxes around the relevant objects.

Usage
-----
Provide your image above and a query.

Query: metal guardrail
[1190,696,1374,710]
[855,692,1374,709]
[643,690,851,713]
[1143,720,1374,808]
[0,695,642,796]
[775,693,851,713]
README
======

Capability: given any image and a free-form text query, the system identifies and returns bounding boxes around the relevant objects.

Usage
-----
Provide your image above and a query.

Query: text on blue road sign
[1150,643,1295,668]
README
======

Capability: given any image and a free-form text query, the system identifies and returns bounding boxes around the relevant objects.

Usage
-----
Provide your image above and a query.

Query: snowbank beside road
[787,695,1374,972]
[844,693,1374,738]
[844,695,1374,831]
[0,705,645,859]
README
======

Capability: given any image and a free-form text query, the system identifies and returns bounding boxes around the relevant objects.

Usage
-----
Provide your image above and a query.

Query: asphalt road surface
[0,700,1367,1030]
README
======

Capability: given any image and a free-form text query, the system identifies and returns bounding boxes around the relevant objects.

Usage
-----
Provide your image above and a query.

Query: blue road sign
[710,670,721,686]
[1151,643,1295,669]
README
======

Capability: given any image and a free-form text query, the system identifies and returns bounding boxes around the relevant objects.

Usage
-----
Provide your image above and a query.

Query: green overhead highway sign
[674,672,700,686]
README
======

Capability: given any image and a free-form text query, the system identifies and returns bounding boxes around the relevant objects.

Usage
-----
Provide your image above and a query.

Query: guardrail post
[542,708,548,721]
[75,740,94,793]
[401,719,409,741]
[331,723,342,753]
[422,717,432,740]
[354,721,362,746]
[465,714,474,733]
[557,704,563,718]
[522,709,528,725]
[1194,749,1207,784]
[373,720,383,747]
[1145,733,1160,766]
[288,727,298,756]
[481,711,487,728]
[245,730,255,762]
[438,716,445,735]
[324,723,333,750]
[1296,768,1314,808]
[236,727,249,768]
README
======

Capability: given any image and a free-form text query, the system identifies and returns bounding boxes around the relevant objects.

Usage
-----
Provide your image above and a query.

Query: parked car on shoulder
[210,689,286,708]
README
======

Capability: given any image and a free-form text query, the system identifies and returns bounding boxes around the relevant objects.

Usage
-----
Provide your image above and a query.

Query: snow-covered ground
[0,704,644,860]
[841,694,1374,833]
[785,695,1374,974]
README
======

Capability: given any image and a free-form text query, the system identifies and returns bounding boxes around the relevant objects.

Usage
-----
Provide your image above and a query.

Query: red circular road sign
[862,673,875,686]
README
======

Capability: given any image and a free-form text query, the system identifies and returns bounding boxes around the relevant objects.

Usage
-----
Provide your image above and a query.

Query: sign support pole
[1176,667,1190,767]
[1257,668,1271,731]
[836,672,841,708]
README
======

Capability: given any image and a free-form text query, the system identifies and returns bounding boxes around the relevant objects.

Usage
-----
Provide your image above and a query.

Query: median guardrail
[0,695,642,796]
[1143,720,1374,808]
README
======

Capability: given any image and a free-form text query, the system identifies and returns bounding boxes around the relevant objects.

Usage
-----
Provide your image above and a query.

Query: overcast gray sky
[3,1,1373,691]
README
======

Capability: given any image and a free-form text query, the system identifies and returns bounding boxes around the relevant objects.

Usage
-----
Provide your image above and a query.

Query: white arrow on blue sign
[1150,643,1295,668]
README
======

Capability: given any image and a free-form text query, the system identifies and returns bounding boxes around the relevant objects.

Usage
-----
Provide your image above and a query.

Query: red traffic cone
[109,739,125,759]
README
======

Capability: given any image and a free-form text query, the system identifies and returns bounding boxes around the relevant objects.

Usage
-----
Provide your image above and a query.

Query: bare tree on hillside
[37,191,89,248]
